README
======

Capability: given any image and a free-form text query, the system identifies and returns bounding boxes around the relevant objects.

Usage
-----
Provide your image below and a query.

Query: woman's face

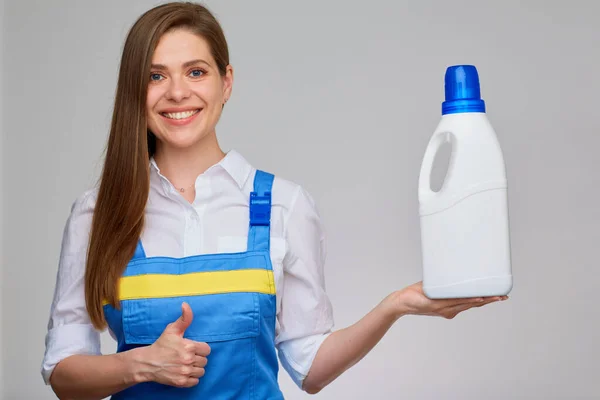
[146,29,232,151]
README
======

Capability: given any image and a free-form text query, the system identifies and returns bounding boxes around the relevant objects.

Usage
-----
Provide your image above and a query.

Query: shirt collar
[149,149,252,193]
[219,149,253,189]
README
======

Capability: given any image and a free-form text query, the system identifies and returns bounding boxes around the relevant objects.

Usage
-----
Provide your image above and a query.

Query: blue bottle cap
[442,65,486,115]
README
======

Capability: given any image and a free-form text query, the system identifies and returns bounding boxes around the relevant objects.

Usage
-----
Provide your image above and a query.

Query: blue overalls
[103,170,285,399]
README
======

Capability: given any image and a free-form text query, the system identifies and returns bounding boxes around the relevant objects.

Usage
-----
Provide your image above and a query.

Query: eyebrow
[150,59,210,70]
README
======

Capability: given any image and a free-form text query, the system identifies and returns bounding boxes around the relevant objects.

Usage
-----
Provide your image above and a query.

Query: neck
[153,131,226,190]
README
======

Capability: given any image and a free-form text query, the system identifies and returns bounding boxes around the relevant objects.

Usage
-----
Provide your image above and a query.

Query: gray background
[1,0,599,399]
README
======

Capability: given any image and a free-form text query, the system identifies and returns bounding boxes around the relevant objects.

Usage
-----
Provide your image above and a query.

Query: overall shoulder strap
[131,239,147,260]
[247,170,274,252]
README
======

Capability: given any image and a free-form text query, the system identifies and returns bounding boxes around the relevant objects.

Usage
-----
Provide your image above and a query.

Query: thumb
[166,302,193,336]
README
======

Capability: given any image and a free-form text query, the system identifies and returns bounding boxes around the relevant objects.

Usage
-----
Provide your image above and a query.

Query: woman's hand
[388,281,508,320]
[302,281,508,393]
[136,302,211,388]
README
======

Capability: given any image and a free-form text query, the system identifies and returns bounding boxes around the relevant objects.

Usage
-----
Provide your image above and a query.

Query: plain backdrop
[2,0,599,399]
[0,0,4,395]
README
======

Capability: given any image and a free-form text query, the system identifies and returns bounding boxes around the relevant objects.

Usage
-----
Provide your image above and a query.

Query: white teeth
[162,110,199,120]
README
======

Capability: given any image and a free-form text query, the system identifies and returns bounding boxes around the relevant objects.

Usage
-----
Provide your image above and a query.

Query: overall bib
[104,170,285,399]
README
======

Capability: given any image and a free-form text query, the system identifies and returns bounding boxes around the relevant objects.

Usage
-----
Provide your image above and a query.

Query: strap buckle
[250,192,271,226]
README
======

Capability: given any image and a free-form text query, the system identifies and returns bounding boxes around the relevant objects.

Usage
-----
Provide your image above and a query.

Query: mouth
[160,109,201,120]
[159,108,202,126]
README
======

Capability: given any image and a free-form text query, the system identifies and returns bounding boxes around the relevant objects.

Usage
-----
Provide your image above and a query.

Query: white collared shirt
[41,150,334,388]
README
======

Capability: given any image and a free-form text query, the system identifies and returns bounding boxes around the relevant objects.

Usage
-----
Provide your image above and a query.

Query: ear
[222,64,234,104]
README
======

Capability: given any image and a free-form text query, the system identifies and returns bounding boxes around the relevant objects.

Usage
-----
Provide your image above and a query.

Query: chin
[165,135,206,150]
[158,128,213,150]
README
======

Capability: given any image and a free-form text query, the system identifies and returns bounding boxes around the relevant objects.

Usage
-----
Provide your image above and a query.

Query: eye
[150,73,163,81]
[190,69,205,78]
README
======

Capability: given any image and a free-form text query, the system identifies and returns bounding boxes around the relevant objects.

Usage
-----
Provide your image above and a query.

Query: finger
[193,355,208,368]
[442,297,501,318]
[431,297,485,311]
[438,294,508,309]
[173,376,200,388]
[182,339,211,357]
[481,296,505,303]
[460,296,500,310]
[188,366,206,379]
[165,302,194,336]
[195,341,211,356]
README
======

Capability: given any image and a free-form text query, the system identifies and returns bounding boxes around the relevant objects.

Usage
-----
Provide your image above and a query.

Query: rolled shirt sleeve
[275,186,334,388]
[41,190,102,384]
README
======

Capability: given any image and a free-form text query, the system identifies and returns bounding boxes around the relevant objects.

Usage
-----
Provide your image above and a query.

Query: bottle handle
[418,131,453,205]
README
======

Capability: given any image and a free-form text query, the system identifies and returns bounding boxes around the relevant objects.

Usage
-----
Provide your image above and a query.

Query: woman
[41,2,506,399]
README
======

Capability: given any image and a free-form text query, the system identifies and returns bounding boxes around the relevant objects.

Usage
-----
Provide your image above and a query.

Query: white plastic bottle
[418,65,513,299]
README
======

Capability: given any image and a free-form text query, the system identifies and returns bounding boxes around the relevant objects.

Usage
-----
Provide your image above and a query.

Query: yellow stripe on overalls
[105,269,275,303]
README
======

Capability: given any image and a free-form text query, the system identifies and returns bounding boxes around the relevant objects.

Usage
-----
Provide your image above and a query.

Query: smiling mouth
[160,109,201,120]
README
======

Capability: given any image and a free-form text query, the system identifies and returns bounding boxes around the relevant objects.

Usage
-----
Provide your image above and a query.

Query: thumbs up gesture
[140,302,211,388]
[164,301,196,336]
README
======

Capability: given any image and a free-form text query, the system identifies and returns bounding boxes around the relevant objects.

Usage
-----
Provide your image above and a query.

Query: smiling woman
[40,2,506,400]
[146,29,233,199]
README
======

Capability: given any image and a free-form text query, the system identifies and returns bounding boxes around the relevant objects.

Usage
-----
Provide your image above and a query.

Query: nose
[165,76,191,102]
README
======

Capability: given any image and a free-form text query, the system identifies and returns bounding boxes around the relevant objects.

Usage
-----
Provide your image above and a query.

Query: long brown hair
[85,2,230,329]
